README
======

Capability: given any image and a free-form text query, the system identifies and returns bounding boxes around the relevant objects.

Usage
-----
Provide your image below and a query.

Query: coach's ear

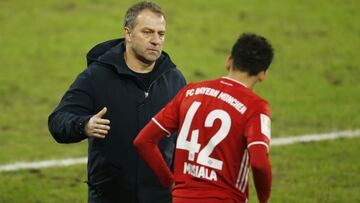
[225,56,232,71]
[124,26,132,44]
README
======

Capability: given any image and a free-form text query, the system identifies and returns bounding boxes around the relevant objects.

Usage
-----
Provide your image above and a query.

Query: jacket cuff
[78,115,92,139]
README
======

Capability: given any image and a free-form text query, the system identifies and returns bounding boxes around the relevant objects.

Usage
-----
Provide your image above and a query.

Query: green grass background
[0,0,359,202]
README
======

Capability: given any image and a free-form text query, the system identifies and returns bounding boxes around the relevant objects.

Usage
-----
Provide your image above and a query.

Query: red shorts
[173,197,239,203]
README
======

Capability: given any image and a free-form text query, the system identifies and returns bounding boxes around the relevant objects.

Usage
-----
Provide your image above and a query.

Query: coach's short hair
[231,33,274,75]
[124,1,164,29]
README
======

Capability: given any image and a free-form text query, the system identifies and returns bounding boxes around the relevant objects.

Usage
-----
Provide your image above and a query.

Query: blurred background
[0,0,359,202]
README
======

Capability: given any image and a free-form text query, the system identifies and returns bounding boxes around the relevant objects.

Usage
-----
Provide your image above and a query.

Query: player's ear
[225,56,232,71]
[258,70,266,82]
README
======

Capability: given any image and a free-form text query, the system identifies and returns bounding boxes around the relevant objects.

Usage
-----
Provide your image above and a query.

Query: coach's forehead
[134,9,166,29]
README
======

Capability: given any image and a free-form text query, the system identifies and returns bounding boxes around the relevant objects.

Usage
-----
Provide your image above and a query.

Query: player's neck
[227,71,259,90]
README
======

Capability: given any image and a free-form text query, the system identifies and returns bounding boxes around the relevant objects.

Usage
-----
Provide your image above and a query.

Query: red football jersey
[152,77,271,202]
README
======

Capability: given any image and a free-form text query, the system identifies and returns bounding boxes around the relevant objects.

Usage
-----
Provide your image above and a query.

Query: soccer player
[134,33,274,203]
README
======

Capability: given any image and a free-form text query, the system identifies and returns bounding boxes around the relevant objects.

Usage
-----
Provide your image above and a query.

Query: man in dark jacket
[48,2,186,203]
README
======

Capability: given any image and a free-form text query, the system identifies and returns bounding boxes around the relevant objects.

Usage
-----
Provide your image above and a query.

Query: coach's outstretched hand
[85,107,110,139]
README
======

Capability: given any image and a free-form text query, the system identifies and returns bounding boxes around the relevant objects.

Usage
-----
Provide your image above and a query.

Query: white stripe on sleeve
[247,141,269,152]
[238,150,249,191]
[152,118,171,136]
[236,150,248,188]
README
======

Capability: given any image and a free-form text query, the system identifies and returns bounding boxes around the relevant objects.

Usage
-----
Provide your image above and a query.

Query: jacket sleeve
[48,70,94,143]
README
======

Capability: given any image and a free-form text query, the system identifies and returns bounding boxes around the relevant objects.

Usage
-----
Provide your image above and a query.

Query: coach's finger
[96,124,110,130]
[95,107,107,118]
[91,133,106,139]
[97,118,110,125]
[94,129,108,135]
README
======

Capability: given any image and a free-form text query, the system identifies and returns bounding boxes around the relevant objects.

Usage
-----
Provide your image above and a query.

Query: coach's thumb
[95,107,107,118]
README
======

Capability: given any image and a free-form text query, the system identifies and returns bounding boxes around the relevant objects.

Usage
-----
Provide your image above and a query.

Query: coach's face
[125,9,166,64]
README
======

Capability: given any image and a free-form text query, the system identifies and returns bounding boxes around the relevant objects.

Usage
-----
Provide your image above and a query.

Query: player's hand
[84,107,110,139]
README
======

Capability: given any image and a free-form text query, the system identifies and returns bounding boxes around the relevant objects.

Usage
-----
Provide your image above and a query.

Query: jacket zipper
[144,69,172,98]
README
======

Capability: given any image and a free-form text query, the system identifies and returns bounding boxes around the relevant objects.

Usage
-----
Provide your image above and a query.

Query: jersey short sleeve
[152,86,187,135]
[245,100,271,151]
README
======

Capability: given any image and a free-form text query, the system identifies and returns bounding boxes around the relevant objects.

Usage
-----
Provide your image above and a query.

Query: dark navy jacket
[48,38,186,203]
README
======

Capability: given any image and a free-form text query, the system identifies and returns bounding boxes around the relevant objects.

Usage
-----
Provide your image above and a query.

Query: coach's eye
[142,30,151,35]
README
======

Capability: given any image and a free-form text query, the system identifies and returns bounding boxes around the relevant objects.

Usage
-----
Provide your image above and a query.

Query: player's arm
[249,144,272,203]
[133,120,174,187]
[134,86,186,187]
[245,100,272,203]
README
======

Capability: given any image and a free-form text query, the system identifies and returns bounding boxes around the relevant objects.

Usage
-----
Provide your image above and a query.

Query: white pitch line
[0,129,359,173]
[271,129,360,146]
[0,157,87,172]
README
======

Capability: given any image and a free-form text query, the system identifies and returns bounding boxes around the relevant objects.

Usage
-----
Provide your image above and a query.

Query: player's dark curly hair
[231,33,274,76]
